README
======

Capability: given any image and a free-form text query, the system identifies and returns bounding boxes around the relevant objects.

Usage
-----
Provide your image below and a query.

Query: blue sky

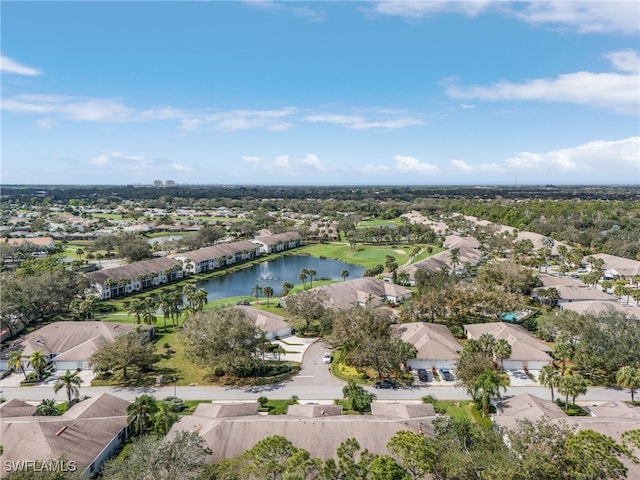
[2,1,639,185]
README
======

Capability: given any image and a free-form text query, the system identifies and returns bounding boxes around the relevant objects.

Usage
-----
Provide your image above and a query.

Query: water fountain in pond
[257,262,278,281]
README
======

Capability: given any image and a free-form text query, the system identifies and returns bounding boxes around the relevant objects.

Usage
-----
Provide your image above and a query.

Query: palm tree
[616,366,640,403]
[553,335,574,376]
[492,339,512,373]
[558,373,588,410]
[341,269,349,282]
[478,333,495,358]
[538,364,560,401]
[449,247,461,271]
[123,297,146,324]
[28,350,48,381]
[127,394,159,435]
[308,268,316,288]
[613,285,628,304]
[191,288,208,313]
[158,292,173,332]
[397,270,410,286]
[142,296,158,326]
[298,271,308,289]
[7,350,27,379]
[35,398,59,417]
[154,400,179,435]
[53,370,83,403]
[251,284,263,304]
[475,368,507,417]
[262,286,274,307]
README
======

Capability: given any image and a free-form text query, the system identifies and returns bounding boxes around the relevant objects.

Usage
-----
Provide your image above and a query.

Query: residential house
[310,277,412,310]
[171,240,260,275]
[391,322,461,371]
[168,401,437,463]
[0,393,131,478]
[252,232,302,254]
[463,322,553,370]
[234,305,292,340]
[2,321,153,371]
[589,253,640,281]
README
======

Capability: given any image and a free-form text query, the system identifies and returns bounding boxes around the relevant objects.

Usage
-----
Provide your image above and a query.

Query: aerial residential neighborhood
[2,0,640,478]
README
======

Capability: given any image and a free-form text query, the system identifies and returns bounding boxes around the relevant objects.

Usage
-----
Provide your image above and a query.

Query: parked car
[237,300,250,305]
[439,368,454,382]
[374,379,400,389]
[323,352,332,364]
[417,368,429,382]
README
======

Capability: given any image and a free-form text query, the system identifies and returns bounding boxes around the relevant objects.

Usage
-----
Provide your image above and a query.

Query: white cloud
[0,55,42,76]
[212,108,296,131]
[89,150,179,176]
[505,137,640,173]
[244,0,324,21]
[511,2,640,34]
[360,164,390,174]
[444,50,640,114]
[371,1,639,34]
[299,153,326,171]
[305,111,423,129]
[395,155,439,174]
[171,163,194,172]
[450,159,475,171]
[372,1,493,19]
[36,118,55,129]
[241,153,324,174]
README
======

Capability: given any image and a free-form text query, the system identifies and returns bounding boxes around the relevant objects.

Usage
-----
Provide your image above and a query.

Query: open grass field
[299,243,433,269]
[356,219,404,229]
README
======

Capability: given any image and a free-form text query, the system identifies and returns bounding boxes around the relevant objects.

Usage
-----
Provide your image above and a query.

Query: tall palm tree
[123,297,146,324]
[449,247,461,271]
[158,291,173,332]
[7,350,27,379]
[558,373,588,410]
[142,296,158,326]
[53,370,83,403]
[492,339,512,373]
[262,286,274,307]
[251,284,263,304]
[127,394,158,435]
[341,270,349,282]
[191,288,208,313]
[298,271,308,289]
[553,335,574,376]
[616,366,640,403]
[308,268,316,288]
[475,368,507,417]
[28,350,48,381]
[538,364,560,401]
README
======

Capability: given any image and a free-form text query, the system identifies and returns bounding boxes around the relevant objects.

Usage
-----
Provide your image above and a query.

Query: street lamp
[173,376,177,397]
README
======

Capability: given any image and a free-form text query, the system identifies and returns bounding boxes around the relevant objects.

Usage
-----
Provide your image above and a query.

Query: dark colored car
[439,368,454,382]
[417,368,429,382]
[237,300,250,305]
[374,379,400,389]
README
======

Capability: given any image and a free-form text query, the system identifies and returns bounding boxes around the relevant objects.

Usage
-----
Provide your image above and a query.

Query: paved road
[0,381,628,405]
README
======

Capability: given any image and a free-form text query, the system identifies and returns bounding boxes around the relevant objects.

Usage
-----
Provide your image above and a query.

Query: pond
[195,255,365,301]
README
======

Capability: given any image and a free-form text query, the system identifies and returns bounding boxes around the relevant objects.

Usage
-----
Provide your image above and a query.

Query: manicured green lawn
[298,243,418,269]
[356,219,404,229]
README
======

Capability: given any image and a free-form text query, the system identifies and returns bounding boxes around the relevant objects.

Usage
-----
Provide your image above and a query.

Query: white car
[323,352,332,364]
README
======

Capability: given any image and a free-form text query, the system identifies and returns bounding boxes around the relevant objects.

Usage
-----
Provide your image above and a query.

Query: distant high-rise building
[165,180,175,187]
[153,180,163,187]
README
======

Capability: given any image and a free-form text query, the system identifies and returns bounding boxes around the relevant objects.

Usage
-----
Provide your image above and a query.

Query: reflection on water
[196,255,365,301]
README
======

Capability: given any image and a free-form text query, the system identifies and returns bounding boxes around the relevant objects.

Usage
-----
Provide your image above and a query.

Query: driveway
[287,340,344,388]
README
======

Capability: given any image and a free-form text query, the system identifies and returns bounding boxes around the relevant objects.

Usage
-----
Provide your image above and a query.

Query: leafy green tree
[616,365,640,403]
[342,380,376,414]
[89,330,156,381]
[565,430,630,480]
[53,370,83,403]
[181,307,264,376]
[153,400,179,435]
[284,289,330,335]
[366,455,410,480]
[281,281,293,296]
[538,364,561,401]
[100,431,211,480]
[387,430,436,479]
[241,435,300,480]
[127,394,158,435]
